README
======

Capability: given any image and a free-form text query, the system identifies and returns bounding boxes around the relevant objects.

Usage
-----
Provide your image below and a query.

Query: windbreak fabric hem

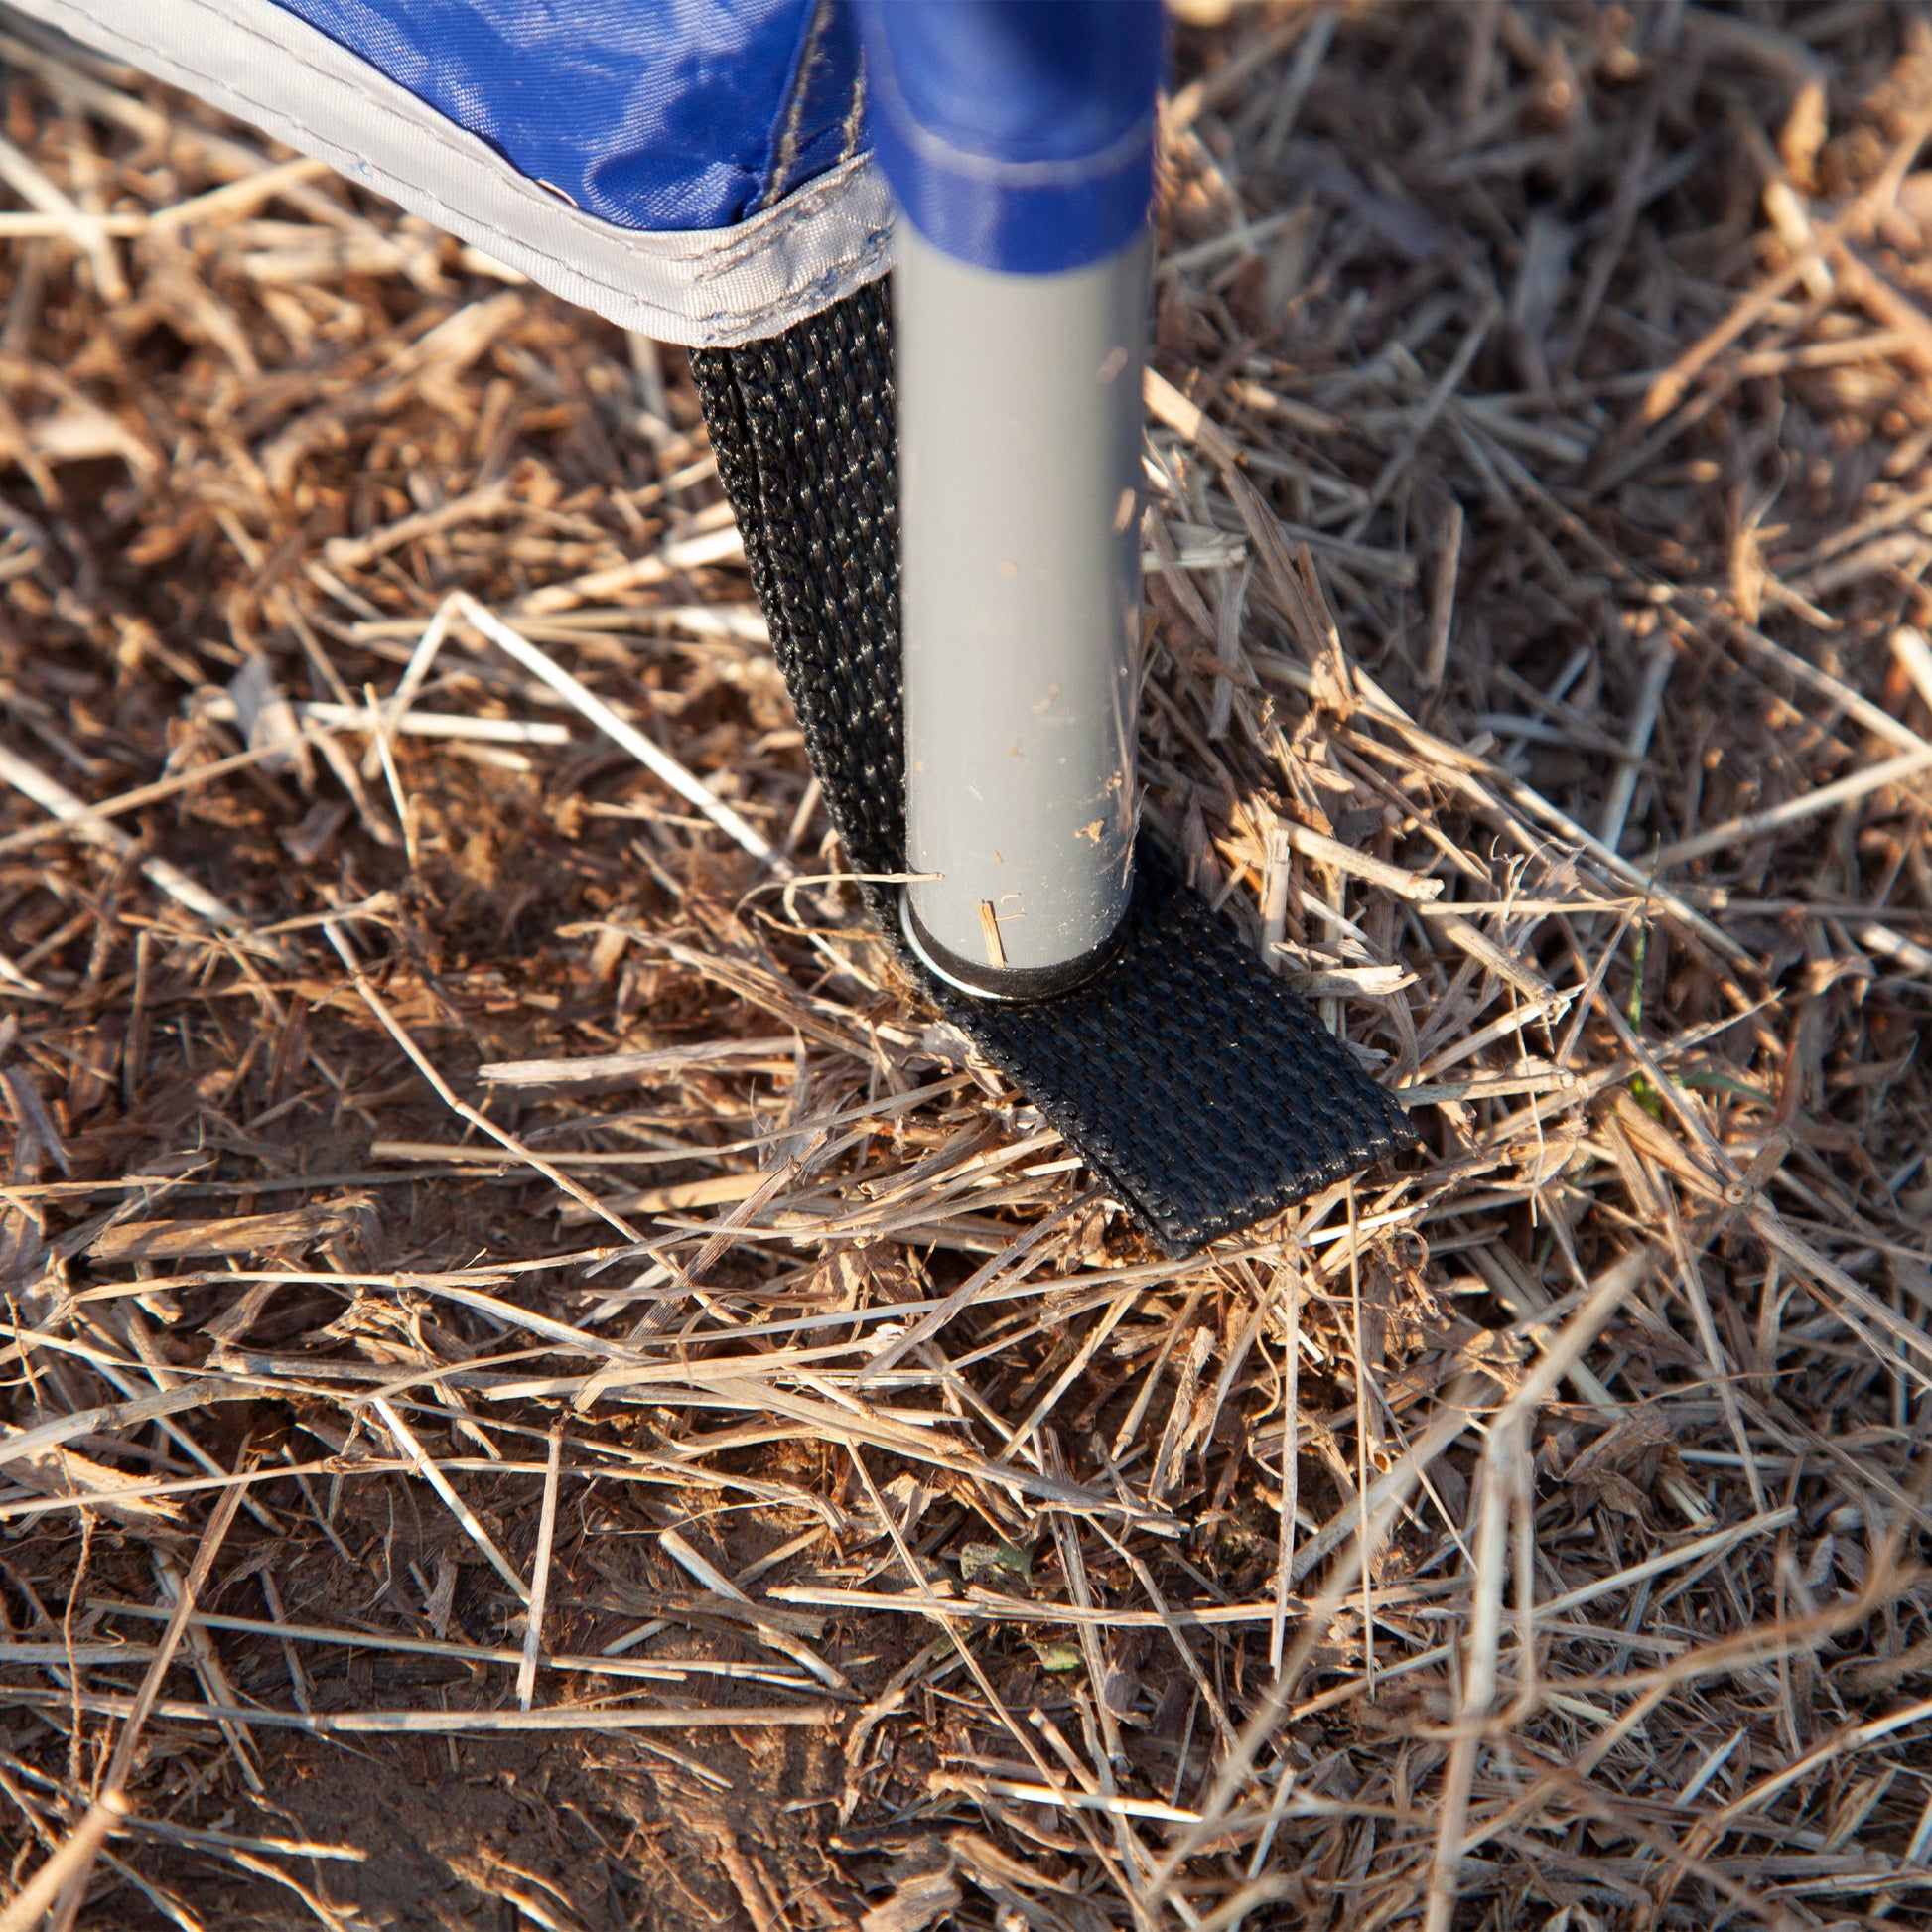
[7,0,893,346]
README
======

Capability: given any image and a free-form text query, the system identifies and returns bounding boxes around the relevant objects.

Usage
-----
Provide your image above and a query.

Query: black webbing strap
[691,284,1415,1257]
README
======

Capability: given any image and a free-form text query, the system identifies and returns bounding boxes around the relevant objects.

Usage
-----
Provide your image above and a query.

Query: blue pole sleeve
[851,0,1165,275]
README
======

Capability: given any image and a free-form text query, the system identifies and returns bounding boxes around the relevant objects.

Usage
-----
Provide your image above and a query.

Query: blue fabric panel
[854,0,1164,275]
[268,0,856,232]
[771,0,863,205]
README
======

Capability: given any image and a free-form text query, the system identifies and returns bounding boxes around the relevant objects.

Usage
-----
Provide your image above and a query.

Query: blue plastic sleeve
[853,0,1165,275]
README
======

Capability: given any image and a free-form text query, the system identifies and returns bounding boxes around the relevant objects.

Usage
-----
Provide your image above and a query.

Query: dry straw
[0,4,1930,1928]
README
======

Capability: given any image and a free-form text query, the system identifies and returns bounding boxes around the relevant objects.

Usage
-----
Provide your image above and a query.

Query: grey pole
[896,221,1149,999]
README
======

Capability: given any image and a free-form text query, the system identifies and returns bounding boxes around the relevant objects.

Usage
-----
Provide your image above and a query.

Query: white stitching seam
[11,0,891,340]
[759,0,831,213]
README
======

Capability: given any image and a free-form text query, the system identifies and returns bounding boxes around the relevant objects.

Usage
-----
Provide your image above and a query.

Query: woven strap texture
[691,285,1416,1256]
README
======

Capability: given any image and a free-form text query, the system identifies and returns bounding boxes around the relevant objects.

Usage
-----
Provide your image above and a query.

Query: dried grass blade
[12,1470,248,1932]
[372,1397,528,1604]
[516,1418,565,1711]
[453,595,784,871]
[322,920,641,1243]
[0,741,252,934]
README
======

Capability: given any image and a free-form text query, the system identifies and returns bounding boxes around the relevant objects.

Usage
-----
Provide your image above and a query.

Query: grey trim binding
[6,0,893,347]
